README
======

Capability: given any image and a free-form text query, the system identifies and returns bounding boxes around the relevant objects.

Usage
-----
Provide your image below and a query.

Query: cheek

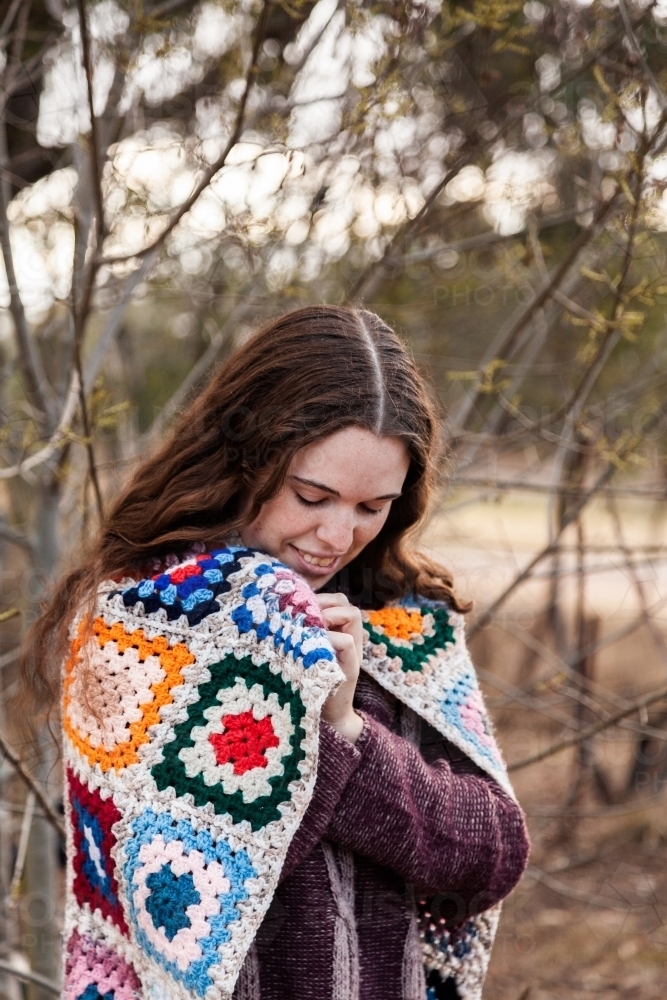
[355,511,391,548]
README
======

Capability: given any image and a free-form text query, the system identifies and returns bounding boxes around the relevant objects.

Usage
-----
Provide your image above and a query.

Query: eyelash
[295,494,381,516]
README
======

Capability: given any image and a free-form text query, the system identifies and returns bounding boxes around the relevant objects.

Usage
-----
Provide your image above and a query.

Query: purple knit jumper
[232,672,530,1000]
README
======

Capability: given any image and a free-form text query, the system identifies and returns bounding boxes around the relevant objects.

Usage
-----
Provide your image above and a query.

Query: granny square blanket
[61,545,512,1000]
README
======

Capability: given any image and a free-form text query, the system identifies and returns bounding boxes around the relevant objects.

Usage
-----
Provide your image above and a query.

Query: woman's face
[240,426,410,590]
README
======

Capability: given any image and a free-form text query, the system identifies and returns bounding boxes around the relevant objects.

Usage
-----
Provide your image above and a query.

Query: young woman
[21,305,529,1000]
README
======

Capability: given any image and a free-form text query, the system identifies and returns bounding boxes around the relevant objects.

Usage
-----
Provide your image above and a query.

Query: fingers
[325,630,356,653]
[327,632,359,702]
[320,605,364,660]
[314,592,350,610]
[319,606,358,628]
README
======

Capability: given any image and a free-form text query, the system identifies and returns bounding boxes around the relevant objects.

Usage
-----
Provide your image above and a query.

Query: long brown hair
[19,304,467,732]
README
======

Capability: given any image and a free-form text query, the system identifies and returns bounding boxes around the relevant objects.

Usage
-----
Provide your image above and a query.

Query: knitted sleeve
[323,710,530,910]
[278,717,367,882]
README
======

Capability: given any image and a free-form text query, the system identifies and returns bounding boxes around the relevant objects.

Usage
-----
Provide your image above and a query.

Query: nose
[314,508,355,554]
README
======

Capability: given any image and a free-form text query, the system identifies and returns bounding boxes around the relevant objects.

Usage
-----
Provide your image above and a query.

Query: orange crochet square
[366,608,424,641]
[63,617,195,772]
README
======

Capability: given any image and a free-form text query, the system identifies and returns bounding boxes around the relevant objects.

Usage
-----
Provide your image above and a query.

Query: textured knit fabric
[61,544,529,1000]
[240,673,529,1000]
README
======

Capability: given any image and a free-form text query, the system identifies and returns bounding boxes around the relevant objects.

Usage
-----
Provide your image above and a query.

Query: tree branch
[0,729,65,838]
[523,866,629,911]
[83,251,157,393]
[449,195,618,434]
[0,113,55,426]
[618,0,667,112]
[0,0,25,42]
[0,959,59,996]
[75,0,106,239]
[508,682,667,771]
[141,294,253,446]
[101,0,273,266]
[0,520,34,556]
[0,370,80,480]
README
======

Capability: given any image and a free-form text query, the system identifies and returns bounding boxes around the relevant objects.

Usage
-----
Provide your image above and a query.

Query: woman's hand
[316,593,365,744]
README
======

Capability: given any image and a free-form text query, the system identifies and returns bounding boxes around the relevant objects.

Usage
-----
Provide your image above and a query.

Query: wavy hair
[18,304,468,734]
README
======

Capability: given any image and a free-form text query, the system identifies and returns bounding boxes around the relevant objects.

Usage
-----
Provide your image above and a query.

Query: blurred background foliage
[2,0,667,997]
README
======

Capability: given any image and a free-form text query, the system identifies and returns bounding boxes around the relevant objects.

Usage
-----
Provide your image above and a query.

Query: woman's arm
[278,717,366,883]
[323,710,530,915]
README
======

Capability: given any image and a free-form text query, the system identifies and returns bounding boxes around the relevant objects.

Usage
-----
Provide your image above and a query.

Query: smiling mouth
[291,545,339,570]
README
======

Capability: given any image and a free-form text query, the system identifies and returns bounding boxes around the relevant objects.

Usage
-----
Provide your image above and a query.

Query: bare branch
[508,682,667,772]
[0,729,65,837]
[0,0,25,42]
[618,0,667,112]
[72,326,103,519]
[101,0,273,266]
[523,866,629,911]
[0,114,55,426]
[0,519,33,556]
[448,476,667,500]
[468,466,612,637]
[141,294,254,446]
[83,252,158,393]
[0,959,60,996]
[75,0,106,239]
[0,370,80,480]
[396,208,583,265]
[606,493,667,669]
[450,196,618,433]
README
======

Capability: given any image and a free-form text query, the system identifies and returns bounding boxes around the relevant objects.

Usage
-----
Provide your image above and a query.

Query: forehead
[289,427,409,496]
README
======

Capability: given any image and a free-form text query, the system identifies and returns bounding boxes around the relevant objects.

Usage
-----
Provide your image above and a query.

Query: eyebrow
[289,475,402,502]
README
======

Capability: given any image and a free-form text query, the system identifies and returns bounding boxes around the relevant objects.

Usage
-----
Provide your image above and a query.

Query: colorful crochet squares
[63,617,195,772]
[230,562,335,666]
[441,671,502,769]
[112,548,253,626]
[67,771,127,934]
[363,604,455,674]
[123,810,256,996]
[64,931,141,1000]
[151,653,307,831]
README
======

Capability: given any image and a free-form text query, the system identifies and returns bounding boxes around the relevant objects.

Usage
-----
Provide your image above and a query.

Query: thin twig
[101,0,272,266]
[141,291,257,445]
[508,682,667,771]
[0,730,65,838]
[71,212,103,519]
[0,111,54,425]
[83,252,157,392]
[0,371,80,480]
[523,866,629,911]
[0,959,60,996]
[618,0,667,112]
[7,790,35,903]
[397,208,582,264]
[0,521,33,555]
[450,196,618,435]
[0,0,25,42]
[606,493,667,668]
[468,397,667,639]
[75,0,106,237]
[448,476,667,499]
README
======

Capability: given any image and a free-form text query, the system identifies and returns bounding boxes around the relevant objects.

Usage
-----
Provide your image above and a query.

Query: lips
[290,544,340,574]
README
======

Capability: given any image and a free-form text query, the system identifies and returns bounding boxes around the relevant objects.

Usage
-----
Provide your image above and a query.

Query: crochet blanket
[62,544,513,1000]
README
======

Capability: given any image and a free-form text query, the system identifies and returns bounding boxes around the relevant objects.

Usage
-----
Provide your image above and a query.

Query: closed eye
[296,493,326,507]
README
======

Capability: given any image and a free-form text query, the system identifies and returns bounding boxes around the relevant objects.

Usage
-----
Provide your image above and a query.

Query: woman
[21,305,529,1000]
